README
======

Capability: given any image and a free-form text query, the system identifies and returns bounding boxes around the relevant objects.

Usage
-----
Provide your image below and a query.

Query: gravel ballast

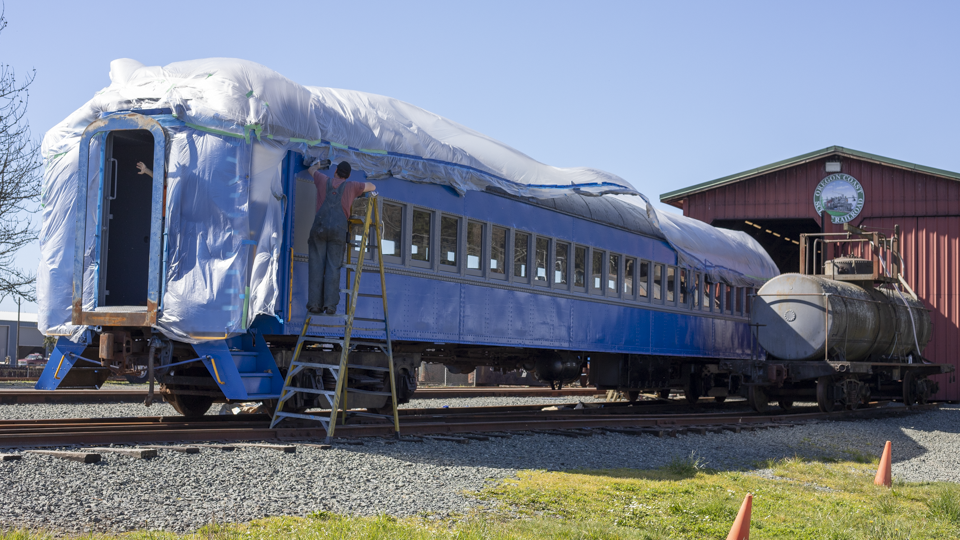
[0,400,957,535]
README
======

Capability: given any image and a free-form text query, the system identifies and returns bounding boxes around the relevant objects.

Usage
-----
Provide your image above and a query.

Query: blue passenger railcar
[37,59,775,416]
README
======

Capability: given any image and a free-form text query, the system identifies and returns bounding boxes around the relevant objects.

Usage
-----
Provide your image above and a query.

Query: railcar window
[592,250,604,291]
[638,261,649,298]
[703,280,712,311]
[745,288,753,315]
[555,242,569,285]
[624,258,635,296]
[653,264,663,301]
[714,283,722,311]
[411,209,432,262]
[679,269,687,305]
[514,231,529,278]
[608,254,619,293]
[726,285,734,314]
[693,273,700,308]
[381,202,403,259]
[467,221,483,271]
[535,237,549,282]
[666,267,675,302]
[440,216,459,268]
[574,246,586,288]
[490,226,507,275]
[736,287,743,315]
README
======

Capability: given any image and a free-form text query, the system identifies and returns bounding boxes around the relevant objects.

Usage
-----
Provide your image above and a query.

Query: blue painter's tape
[226,156,237,163]
[229,192,242,198]
[222,305,238,311]
[227,176,241,185]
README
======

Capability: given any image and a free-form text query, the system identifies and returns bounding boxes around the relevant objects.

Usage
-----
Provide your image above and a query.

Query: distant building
[0,311,43,365]
[661,146,960,400]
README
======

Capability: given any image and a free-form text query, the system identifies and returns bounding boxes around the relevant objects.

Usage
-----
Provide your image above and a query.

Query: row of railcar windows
[349,199,754,318]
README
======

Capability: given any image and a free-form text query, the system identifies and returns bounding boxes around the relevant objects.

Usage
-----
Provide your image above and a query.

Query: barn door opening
[100,130,155,307]
[712,218,821,274]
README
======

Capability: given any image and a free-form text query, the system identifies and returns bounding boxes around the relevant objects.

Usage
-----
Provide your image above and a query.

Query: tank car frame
[733,225,953,412]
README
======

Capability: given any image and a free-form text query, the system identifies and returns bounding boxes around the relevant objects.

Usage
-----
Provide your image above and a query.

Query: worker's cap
[336,161,352,178]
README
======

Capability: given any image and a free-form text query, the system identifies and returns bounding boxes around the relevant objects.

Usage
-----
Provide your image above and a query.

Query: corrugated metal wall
[680,156,960,400]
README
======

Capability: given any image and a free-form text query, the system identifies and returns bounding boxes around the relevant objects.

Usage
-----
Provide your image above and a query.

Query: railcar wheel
[627,391,641,403]
[714,396,727,403]
[816,376,837,413]
[778,399,794,411]
[165,393,214,417]
[747,385,769,412]
[902,371,927,406]
[657,389,670,400]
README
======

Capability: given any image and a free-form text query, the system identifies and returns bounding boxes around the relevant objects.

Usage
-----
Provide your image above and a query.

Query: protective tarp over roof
[43,58,640,199]
[38,58,777,342]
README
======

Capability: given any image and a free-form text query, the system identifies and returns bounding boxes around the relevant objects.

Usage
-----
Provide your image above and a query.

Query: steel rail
[0,403,938,448]
[0,386,605,405]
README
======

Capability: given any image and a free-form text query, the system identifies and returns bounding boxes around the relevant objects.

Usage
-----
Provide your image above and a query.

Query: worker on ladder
[302,160,376,315]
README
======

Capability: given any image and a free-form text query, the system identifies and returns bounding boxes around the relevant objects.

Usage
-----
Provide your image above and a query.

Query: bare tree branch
[0,5,41,303]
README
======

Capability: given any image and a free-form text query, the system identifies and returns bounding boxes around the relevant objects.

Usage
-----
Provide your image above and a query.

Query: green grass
[4,457,960,539]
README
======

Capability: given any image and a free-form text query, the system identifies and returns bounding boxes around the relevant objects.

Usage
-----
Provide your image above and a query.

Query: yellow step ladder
[270,195,400,442]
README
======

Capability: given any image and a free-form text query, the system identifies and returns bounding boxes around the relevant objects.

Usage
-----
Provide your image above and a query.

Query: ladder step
[345,364,391,373]
[347,388,392,396]
[350,339,389,347]
[347,411,395,419]
[290,361,341,371]
[281,387,336,396]
[354,317,386,323]
[300,336,344,345]
[274,411,332,424]
[357,293,384,298]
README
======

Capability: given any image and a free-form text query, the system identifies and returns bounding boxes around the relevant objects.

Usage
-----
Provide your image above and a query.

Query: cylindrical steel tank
[752,273,931,362]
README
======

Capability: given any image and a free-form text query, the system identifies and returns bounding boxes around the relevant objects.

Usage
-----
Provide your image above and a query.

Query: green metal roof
[660,145,960,205]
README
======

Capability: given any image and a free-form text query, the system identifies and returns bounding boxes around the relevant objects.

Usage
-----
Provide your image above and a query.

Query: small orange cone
[874,440,892,487]
[726,493,752,540]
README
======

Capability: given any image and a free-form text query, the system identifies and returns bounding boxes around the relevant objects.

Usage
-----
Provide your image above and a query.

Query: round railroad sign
[813,173,864,224]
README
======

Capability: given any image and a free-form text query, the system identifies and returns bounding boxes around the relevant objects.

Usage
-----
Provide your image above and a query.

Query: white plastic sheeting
[612,194,779,288]
[38,57,777,342]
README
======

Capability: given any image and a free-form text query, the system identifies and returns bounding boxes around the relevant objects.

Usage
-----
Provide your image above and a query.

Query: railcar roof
[489,189,665,240]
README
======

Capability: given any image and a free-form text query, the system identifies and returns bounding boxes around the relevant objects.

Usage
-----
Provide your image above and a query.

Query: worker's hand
[302,157,331,169]
[136,162,151,175]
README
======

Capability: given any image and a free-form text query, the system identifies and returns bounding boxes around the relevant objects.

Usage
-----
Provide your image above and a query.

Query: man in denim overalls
[303,160,375,315]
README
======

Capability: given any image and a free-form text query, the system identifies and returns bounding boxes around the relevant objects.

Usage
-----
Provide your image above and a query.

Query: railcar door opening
[72,113,167,327]
[100,130,154,307]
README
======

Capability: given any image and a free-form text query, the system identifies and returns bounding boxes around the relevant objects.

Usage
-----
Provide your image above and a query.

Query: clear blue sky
[2,0,958,312]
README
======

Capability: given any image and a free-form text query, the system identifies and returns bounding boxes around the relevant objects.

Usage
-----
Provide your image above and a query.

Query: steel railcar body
[39,110,764,415]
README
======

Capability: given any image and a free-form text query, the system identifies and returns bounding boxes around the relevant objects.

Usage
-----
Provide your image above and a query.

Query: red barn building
[661,146,959,400]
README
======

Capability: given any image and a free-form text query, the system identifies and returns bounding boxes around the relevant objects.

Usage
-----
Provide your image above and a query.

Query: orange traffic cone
[726,493,752,540]
[874,440,892,487]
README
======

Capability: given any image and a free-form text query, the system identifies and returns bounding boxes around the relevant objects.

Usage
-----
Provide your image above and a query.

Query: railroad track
[0,401,938,449]
[0,386,604,405]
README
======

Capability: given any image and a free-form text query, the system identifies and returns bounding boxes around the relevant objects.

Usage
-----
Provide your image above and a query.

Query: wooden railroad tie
[141,445,200,454]
[27,450,100,463]
[85,447,158,459]
[234,443,297,453]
